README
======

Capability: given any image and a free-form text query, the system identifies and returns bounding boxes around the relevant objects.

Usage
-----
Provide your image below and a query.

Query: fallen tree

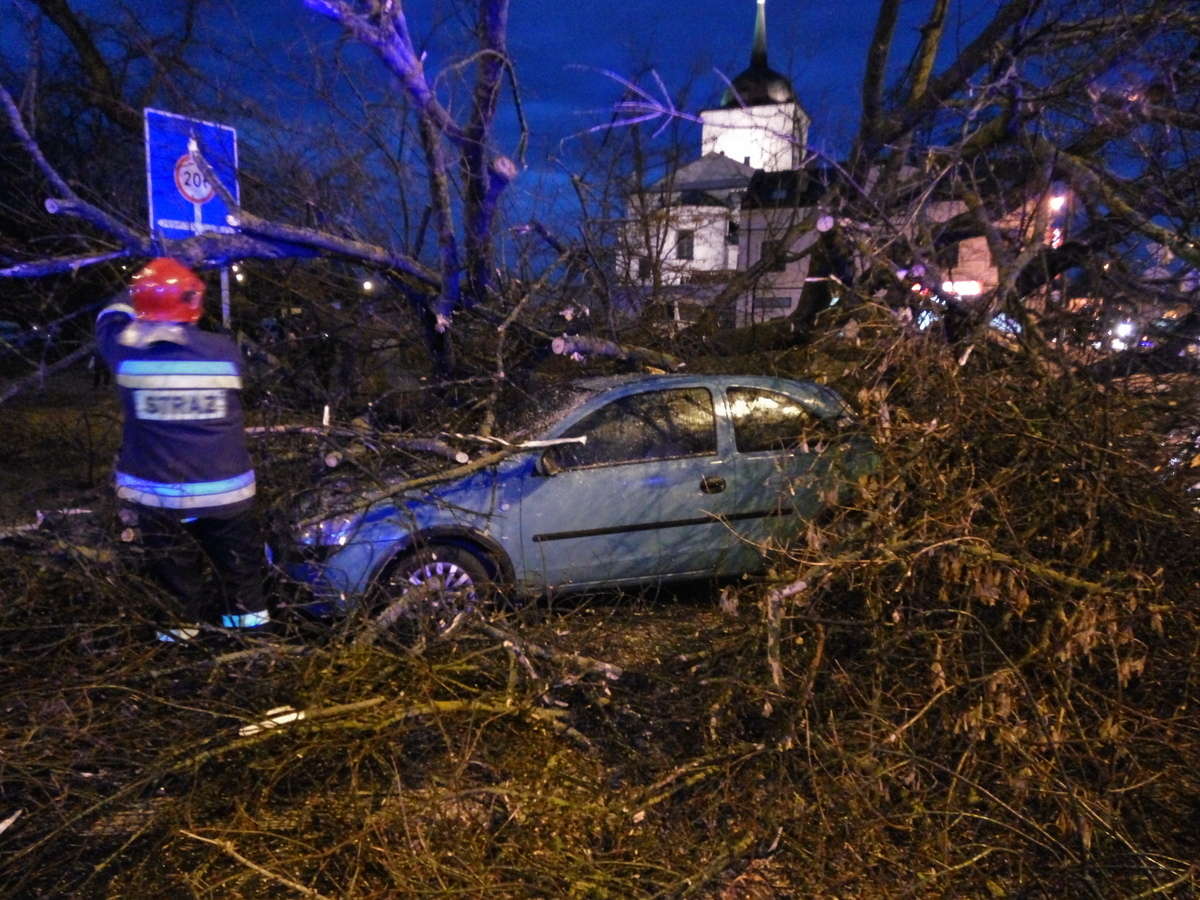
[1,306,1198,895]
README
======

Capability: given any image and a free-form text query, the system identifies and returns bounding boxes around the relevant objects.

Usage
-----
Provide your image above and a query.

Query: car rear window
[728,387,832,453]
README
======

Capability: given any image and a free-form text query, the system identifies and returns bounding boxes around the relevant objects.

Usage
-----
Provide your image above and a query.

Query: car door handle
[700,476,726,494]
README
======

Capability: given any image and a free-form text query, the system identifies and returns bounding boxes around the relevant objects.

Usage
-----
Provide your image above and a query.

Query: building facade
[621,0,1013,329]
[622,0,811,326]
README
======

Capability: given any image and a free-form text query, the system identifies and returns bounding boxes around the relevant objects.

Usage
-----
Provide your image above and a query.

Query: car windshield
[493,378,607,442]
[286,378,606,523]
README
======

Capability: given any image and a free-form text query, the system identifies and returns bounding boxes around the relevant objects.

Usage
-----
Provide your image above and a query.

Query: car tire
[375,543,494,634]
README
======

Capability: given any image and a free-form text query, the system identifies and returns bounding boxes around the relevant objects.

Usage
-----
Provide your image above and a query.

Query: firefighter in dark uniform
[97,257,269,642]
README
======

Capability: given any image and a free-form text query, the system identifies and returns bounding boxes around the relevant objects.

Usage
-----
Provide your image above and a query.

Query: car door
[722,386,839,566]
[517,385,723,590]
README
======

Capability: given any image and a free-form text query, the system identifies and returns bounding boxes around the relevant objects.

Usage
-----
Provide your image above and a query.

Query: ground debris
[3,334,1200,897]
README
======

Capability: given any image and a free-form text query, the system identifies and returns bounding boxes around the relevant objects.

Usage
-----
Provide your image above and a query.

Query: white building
[622,0,1011,329]
[623,153,754,287]
[622,0,810,325]
[698,0,808,173]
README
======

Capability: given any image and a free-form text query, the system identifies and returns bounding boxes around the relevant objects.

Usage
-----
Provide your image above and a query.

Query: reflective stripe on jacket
[97,303,255,516]
[115,469,256,509]
[115,359,243,390]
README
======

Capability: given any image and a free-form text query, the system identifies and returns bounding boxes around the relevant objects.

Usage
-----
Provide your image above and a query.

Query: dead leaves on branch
[739,321,1200,892]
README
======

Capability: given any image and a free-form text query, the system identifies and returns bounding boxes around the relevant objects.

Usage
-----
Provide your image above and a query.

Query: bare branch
[179,831,334,899]
[30,0,141,133]
[0,85,149,254]
[858,0,901,149]
[0,342,95,406]
[875,0,1040,148]
[551,333,684,370]
[1047,143,1200,271]
[908,0,950,104]
[303,0,464,143]
[186,143,439,285]
[0,250,128,278]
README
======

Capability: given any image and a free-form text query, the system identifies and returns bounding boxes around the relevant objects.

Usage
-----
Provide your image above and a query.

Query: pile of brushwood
[1,306,1199,897]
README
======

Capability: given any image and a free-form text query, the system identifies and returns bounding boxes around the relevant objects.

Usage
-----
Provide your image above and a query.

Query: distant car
[280,374,877,618]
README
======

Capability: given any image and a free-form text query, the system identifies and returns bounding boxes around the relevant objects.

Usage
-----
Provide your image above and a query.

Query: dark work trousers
[130,505,266,626]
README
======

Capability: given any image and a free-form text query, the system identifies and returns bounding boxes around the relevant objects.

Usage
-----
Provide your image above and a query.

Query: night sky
[3,1,999,219]
[4,0,1005,141]
[498,0,990,215]
[504,0,994,153]
[511,0,874,151]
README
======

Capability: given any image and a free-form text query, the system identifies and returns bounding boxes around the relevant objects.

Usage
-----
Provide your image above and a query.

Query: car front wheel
[376,544,493,633]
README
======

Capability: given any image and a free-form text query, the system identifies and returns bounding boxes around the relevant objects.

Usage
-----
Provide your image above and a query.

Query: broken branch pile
[1,312,1198,896]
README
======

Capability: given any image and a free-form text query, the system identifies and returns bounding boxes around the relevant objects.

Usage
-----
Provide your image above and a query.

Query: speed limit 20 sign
[145,108,238,241]
[174,153,215,205]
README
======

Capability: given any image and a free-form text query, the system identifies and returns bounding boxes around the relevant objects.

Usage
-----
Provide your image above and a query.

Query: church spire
[751,0,768,69]
[720,0,795,108]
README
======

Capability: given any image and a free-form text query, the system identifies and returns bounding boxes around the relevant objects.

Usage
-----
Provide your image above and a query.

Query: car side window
[551,387,717,469]
[728,387,828,453]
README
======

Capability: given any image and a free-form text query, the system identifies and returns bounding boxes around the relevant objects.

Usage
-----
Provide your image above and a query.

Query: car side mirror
[538,448,564,476]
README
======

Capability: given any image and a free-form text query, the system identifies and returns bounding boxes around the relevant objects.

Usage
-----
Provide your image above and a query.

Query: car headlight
[297,511,363,547]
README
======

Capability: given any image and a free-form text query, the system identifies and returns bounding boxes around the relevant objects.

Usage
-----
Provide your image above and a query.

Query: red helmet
[129,258,205,323]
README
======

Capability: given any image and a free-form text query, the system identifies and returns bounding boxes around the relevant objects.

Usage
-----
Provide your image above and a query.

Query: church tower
[699,0,808,172]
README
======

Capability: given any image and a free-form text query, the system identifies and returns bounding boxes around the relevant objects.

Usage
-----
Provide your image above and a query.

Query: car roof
[567,372,853,420]
[501,372,855,442]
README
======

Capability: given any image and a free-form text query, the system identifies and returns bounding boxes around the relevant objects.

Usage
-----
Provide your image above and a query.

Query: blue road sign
[144,108,239,242]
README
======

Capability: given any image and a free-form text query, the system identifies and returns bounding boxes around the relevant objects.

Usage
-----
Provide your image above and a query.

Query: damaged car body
[281,374,877,614]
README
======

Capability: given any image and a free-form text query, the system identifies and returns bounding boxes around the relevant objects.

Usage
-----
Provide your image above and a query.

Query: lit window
[941,280,983,296]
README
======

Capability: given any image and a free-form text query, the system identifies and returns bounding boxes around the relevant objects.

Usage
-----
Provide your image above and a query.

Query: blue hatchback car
[283,374,875,615]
